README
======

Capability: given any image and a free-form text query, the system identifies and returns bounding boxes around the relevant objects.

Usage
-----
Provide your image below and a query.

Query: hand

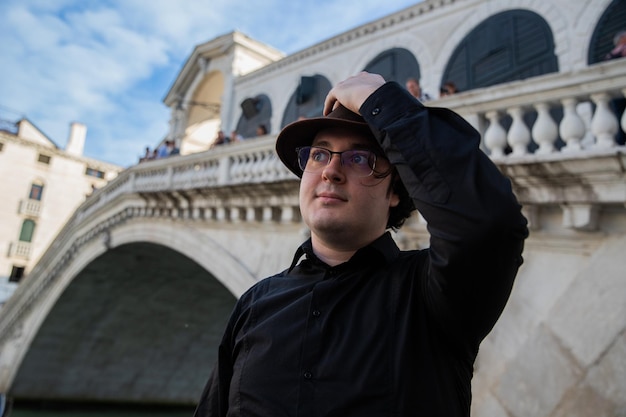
[323,72,386,116]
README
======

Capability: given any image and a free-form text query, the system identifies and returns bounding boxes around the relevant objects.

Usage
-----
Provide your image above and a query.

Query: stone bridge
[1,61,626,416]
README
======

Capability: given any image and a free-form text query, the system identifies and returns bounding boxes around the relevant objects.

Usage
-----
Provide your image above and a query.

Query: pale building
[0,119,122,305]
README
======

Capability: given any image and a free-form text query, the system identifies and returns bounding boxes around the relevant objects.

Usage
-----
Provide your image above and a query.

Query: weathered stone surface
[547,236,626,367]
[551,385,613,417]
[585,331,626,410]
[495,325,583,417]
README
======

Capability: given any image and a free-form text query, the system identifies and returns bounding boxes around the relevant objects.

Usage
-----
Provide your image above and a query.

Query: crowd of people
[210,124,268,148]
[139,139,179,163]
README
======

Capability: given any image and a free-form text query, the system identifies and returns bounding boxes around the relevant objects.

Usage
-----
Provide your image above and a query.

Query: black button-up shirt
[194,82,528,417]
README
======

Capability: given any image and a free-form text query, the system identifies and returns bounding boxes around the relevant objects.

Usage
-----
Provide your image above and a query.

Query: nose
[321,153,346,183]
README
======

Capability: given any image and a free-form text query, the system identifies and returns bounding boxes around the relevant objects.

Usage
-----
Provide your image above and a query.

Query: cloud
[0,0,420,167]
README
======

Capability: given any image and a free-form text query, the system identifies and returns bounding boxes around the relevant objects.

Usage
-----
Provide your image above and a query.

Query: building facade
[0,119,122,305]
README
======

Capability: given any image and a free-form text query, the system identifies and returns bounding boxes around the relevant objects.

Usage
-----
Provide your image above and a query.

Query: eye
[348,151,371,166]
[310,148,329,163]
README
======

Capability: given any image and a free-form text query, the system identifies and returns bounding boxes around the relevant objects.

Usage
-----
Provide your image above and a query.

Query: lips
[316,190,347,203]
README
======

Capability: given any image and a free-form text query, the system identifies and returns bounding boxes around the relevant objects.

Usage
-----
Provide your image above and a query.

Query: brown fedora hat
[275,105,377,177]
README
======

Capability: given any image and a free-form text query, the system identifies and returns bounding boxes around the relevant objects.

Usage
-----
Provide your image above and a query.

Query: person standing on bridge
[194,72,528,417]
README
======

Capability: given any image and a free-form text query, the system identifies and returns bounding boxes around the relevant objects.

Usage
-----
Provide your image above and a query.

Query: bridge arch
[9,239,236,404]
[110,219,258,297]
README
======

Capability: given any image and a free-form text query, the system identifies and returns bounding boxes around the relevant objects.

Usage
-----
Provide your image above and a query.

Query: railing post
[507,106,530,156]
[484,111,507,158]
[621,88,626,133]
[218,156,231,186]
[532,102,558,154]
[590,93,618,148]
[559,98,585,152]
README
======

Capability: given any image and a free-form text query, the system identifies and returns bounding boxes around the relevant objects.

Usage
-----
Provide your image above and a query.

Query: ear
[389,190,400,208]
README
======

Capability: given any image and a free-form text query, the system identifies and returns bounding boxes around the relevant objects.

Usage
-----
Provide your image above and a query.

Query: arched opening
[588,0,626,64]
[281,75,332,128]
[9,242,236,410]
[182,71,224,154]
[18,219,36,242]
[442,9,558,92]
[235,94,273,138]
[363,48,421,87]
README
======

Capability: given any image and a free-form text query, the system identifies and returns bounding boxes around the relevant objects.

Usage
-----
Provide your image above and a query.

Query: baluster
[532,102,558,154]
[507,106,530,156]
[576,102,595,149]
[590,93,618,148]
[247,207,257,222]
[622,88,626,134]
[251,152,263,181]
[484,111,507,158]
[230,154,242,182]
[218,155,231,185]
[256,150,271,180]
[559,98,585,152]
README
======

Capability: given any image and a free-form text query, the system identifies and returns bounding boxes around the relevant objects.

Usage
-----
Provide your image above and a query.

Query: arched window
[29,182,44,201]
[588,0,626,64]
[235,94,272,138]
[19,219,36,242]
[442,10,558,92]
[281,75,332,128]
[363,48,420,86]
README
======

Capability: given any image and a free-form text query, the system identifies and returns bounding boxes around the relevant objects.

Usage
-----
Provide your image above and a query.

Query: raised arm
[329,72,528,342]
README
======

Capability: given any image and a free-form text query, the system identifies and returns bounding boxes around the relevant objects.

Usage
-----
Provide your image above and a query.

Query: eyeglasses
[296,146,378,178]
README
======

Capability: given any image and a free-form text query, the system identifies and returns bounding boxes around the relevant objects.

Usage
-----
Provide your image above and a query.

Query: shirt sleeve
[360,81,529,343]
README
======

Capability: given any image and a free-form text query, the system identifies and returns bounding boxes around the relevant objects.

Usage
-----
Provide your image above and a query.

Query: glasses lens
[296,146,376,177]
[341,150,376,177]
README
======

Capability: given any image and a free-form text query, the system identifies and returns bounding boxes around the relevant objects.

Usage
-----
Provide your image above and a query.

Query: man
[194,72,528,416]
[405,76,431,101]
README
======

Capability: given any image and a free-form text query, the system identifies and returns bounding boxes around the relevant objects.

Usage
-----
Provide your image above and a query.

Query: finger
[323,94,337,116]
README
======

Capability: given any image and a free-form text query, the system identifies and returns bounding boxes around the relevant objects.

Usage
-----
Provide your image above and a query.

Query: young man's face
[299,128,399,250]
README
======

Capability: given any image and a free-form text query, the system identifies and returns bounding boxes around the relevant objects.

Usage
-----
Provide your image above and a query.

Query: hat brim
[275,115,375,178]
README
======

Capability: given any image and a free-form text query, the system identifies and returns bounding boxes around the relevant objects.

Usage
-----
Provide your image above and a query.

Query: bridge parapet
[439,59,626,157]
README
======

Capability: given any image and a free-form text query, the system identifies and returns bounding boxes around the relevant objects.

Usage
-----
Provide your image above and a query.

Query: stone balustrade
[7,242,31,259]
[441,59,626,159]
[46,58,626,264]
[18,199,41,217]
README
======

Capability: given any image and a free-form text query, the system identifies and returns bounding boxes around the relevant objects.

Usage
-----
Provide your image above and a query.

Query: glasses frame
[296,146,378,178]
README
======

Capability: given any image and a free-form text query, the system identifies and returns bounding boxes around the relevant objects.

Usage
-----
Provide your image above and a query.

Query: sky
[0,0,422,168]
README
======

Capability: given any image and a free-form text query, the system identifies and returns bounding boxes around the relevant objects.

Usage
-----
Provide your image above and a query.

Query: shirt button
[312,310,321,317]
[371,108,380,116]
[303,371,313,379]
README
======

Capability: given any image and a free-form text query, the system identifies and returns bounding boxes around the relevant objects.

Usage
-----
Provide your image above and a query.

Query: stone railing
[7,242,31,259]
[72,59,626,234]
[76,137,295,223]
[77,59,624,218]
[439,58,626,159]
[18,199,41,217]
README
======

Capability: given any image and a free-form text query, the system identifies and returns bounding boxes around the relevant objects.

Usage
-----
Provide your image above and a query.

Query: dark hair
[369,164,416,231]
[387,173,416,230]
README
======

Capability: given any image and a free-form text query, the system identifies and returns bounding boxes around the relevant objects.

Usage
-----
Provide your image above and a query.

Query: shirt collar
[288,231,400,272]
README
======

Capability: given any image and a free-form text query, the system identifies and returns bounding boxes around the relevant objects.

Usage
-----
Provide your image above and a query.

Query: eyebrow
[312,139,373,150]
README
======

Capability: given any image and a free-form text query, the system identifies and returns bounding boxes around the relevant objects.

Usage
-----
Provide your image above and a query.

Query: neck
[310,231,383,267]
[310,236,356,266]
